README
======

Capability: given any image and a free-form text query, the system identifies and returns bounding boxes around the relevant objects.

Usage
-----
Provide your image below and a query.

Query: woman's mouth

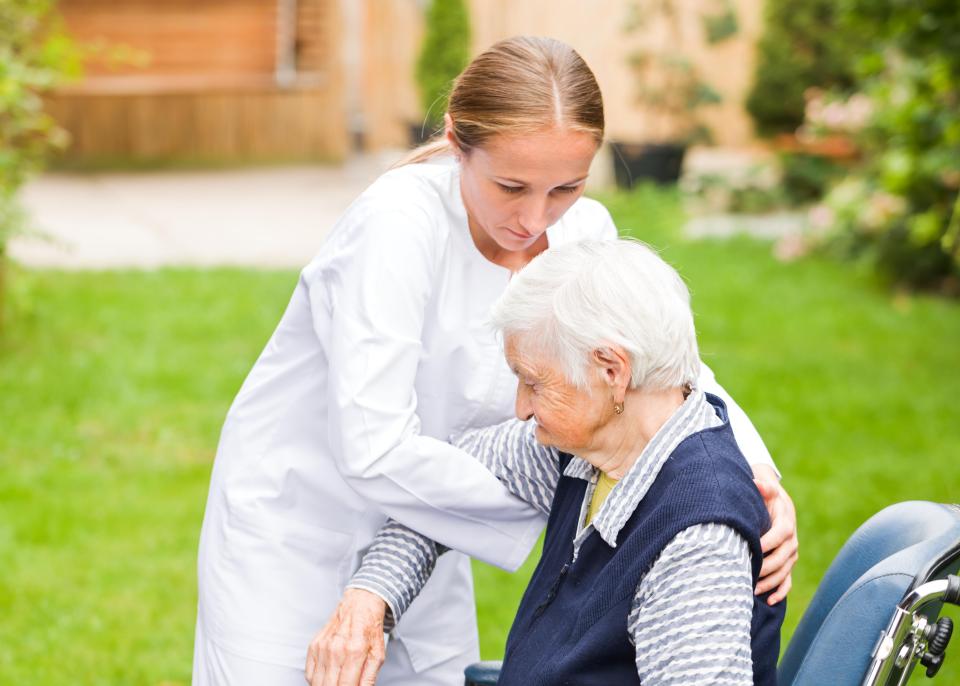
[504,227,534,241]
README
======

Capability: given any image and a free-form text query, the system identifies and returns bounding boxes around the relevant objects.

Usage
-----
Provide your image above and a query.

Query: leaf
[908,211,942,247]
[703,4,739,44]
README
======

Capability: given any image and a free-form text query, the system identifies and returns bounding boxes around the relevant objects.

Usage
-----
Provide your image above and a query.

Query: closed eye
[497,183,524,194]
[553,185,581,194]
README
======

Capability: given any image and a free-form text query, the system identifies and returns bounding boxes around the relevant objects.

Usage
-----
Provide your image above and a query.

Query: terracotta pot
[774,133,859,160]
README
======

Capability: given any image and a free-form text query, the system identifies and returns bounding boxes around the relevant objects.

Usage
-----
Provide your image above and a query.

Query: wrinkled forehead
[503,332,558,375]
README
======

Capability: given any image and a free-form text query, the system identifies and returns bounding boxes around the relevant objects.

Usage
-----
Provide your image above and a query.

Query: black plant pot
[408,121,442,148]
[610,141,688,188]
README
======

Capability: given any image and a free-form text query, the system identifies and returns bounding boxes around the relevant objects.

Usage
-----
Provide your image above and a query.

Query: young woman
[193,36,798,686]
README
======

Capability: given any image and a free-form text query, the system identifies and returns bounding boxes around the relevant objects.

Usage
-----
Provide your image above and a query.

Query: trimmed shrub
[414,0,470,132]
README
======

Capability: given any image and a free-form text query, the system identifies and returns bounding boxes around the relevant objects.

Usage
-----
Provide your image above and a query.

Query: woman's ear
[444,113,462,160]
[592,346,632,398]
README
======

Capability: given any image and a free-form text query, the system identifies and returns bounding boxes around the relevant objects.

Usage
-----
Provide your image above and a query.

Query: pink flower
[774,233,809,262]
[808,204,835,231]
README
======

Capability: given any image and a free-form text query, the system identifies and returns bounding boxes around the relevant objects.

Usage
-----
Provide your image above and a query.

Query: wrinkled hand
[305,588,387,686]
[752,464,799,605]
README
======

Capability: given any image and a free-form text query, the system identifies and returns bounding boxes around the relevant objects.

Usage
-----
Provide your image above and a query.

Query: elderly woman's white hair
[490,239,700,391]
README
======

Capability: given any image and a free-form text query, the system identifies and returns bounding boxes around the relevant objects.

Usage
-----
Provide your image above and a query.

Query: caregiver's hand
[752,464,799,605]
[306,588,387,686]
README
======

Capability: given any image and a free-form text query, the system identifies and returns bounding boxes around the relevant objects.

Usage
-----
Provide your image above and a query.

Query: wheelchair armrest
[464,660,502,686]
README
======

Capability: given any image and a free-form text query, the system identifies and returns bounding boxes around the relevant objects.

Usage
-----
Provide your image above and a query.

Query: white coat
[195,157,774,676]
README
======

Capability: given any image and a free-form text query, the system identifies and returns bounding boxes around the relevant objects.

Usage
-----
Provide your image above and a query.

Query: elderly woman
[308,238,786,685]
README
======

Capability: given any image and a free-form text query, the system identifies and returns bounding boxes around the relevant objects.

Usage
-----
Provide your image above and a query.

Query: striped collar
[563,389,723,547]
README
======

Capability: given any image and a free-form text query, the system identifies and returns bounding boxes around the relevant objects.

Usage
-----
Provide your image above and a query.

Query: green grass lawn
[2,186,959,684]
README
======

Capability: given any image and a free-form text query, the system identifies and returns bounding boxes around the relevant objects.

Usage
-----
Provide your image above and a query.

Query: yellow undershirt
[585,471,619,526]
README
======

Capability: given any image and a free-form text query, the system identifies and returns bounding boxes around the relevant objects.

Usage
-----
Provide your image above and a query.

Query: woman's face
[455,126,598,253]
[505,335,612,455]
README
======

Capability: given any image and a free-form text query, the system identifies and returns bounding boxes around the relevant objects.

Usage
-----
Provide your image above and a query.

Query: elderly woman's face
[456,127,597,253]
[505,336,613,454]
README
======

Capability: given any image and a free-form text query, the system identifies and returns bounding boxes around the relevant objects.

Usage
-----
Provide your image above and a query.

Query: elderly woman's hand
[751,464,799,605]
[305,588,387,686]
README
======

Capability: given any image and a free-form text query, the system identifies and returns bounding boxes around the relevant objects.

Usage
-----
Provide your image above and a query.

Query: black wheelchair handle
[946,574,960,605]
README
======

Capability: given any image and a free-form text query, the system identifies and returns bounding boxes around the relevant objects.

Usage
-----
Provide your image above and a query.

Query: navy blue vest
[498,396,784,685]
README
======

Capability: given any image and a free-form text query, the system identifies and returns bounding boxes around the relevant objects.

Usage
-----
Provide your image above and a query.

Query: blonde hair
[400,36,604,165]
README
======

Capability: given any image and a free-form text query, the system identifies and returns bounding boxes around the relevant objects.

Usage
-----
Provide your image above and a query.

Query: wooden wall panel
[45,87,349,164]
[48,0,347,163]
[59,0,278,77]
[297,0,331,74]
[360,0,423,150]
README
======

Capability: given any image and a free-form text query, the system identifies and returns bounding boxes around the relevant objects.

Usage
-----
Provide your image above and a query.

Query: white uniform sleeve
[308,208,544,571]
[697,362,778,476]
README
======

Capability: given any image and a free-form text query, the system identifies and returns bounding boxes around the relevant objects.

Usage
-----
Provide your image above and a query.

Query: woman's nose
[515,384,534,421]
[517,196,550,235]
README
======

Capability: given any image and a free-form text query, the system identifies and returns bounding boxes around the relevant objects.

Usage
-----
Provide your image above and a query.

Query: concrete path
[10,145,797,269]
[684,212,807,240]
[10,152,402,269]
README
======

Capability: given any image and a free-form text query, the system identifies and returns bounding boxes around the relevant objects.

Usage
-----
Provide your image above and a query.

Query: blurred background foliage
[414,0,470,134]
[742,0,960,293]
[816,0,960,293]
[0,0,78,323]
[746,0,860,137]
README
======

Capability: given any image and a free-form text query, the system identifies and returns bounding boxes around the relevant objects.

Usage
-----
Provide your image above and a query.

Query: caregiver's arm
[311,206,545,572]
[699,362,798,604]
[348,417,557,627]
[699,362,776,471]
[306,418,558,686]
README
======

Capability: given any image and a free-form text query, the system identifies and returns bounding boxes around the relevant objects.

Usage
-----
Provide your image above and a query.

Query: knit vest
[498,395,784,685]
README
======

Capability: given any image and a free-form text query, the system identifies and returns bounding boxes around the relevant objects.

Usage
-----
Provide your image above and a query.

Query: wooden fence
[49,0,347,165]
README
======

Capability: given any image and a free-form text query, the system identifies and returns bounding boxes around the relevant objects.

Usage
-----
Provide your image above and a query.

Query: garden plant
[0,0,76,326]
[412,0,471,141]
[810,0,960,293]
[749,0,960,292]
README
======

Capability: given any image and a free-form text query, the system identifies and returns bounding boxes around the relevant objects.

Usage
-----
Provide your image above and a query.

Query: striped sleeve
[451,417,559,516]
[346,519,443,631]
[629,523,755,685]
[347,418,557,628]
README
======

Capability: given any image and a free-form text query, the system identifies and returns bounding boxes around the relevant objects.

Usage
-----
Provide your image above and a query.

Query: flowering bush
[799,90,873,140]
[746,0,860,136]
[804,1,960,293]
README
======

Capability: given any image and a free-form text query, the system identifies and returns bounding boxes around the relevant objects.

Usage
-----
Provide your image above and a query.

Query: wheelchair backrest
[779,501,960,686]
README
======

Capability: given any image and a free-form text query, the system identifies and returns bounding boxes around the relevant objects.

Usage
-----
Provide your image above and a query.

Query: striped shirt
[348,390,756,684]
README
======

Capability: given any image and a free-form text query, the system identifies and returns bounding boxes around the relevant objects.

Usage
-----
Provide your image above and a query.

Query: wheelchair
[465,501,960,686]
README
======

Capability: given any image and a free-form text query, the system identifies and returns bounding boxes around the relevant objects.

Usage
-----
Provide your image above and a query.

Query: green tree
[414,0,470,133]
